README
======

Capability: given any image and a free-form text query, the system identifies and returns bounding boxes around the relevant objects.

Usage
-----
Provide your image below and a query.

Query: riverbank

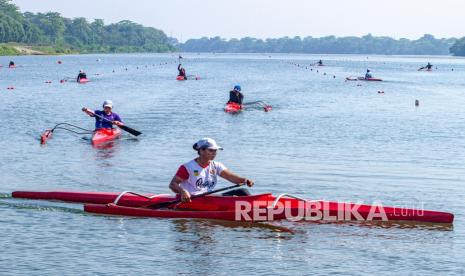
[0,45,20,56]
[0,44,75,56]
[0,43,178,56]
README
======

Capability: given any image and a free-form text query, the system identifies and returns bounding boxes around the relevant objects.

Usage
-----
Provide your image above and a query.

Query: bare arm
[169,175,191,202]
[81,107,95,117]
[220,169,254,187]
[169,175,185,193]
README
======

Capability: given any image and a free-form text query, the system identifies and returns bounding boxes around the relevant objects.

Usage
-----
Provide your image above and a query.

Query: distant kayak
[346,77,382,82]
[357,77,382,81]
[8,65,16,69]
[91,128,121,145]
[224,102,243,113]
[78,78,90,83]
[176,75,200,81]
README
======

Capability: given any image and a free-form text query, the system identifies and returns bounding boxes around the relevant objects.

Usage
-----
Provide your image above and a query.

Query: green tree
[450,38,465,56]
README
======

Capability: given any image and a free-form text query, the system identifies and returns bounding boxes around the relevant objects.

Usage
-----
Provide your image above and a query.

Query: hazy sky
[13,0,465,41]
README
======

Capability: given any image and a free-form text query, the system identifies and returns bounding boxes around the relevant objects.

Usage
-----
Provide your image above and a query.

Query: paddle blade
[119,125,142,136]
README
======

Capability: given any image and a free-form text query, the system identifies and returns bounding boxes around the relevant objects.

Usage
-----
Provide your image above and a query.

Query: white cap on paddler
[193,137,223,150]
[102,100,113,108]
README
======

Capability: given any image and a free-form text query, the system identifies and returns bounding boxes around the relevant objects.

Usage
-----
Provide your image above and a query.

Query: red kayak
[91,128,122,145]
[8,65,16,69]
[12,190,454,224]
[176,75,186,81]
[225,102,243,113]
[78,78,90,83]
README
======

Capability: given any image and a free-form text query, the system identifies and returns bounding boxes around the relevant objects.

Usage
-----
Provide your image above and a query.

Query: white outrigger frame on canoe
[113,190,324,209]
[113,191,170,205]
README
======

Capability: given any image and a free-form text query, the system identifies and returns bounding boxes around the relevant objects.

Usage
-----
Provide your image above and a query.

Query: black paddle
[146,183,244,209]
[84,109,142,136]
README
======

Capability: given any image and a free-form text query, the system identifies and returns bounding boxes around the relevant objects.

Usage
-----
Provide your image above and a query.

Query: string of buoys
[287,59,430,106]
[3,59,180,91]
[286,61,337,79]
[286,61,389,94]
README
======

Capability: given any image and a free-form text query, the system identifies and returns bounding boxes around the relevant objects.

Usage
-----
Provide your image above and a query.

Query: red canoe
[12,190,454,224]
[91,128,122,145]
[224,102,243,113]
[78,78,90,83]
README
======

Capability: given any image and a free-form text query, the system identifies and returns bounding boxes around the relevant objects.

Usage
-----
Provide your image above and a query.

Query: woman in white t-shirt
[169,137,254,202]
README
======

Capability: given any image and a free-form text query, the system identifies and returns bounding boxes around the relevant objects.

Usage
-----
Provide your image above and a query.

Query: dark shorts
[222,188,251,196]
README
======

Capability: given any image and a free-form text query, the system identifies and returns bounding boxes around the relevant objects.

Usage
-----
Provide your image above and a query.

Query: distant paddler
[77,70,88,82]
[228,85,244,105]
[418,62,433,71]
[365,69,373,79]
[177,64,187,80]
[82,100,124,130]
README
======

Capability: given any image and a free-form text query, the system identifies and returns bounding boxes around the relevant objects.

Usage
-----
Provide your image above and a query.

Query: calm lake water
[1,53,465,275]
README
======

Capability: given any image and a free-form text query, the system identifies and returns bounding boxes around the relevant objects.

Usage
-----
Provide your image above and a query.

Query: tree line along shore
[2,0,465,56]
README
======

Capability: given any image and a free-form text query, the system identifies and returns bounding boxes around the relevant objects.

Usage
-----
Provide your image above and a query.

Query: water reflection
[292,219,454,232]
[171,219,294,237]
[93,142,119,166]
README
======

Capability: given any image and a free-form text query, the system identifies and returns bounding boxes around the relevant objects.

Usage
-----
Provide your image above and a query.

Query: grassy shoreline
[0,43,177,56]
[0,43,69,56]
[0,44,21,56]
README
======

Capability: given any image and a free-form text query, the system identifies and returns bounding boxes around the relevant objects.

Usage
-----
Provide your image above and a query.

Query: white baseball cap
[193,137,223,150]
[102,100,113,108]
